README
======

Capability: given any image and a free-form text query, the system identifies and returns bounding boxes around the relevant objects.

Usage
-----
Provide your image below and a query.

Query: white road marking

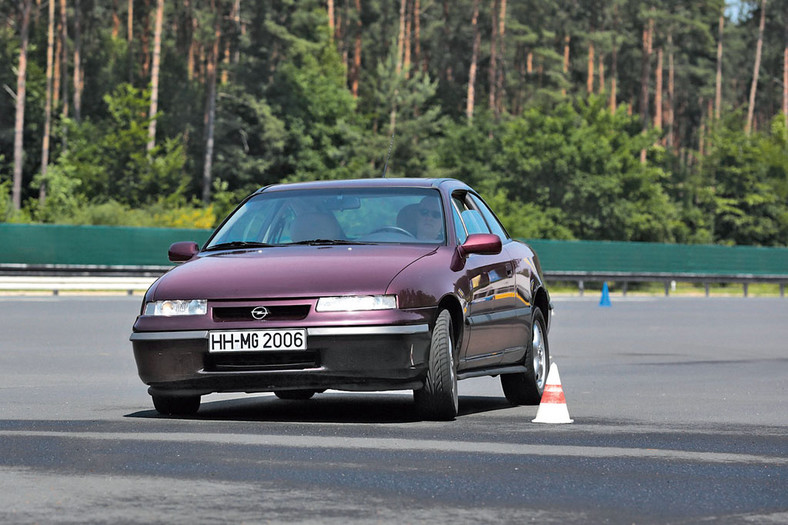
[1,430,784,466]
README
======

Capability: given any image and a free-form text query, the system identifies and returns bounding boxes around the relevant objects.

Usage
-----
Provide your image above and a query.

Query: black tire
[274,390,316,400]
[152,394,201,416]
[413,309,458,420]
[501,308,550,405]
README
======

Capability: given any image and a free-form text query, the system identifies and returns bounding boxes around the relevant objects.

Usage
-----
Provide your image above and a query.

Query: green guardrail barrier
[524,239,788,277]
[1,224,212,267]
[1,224,787,276]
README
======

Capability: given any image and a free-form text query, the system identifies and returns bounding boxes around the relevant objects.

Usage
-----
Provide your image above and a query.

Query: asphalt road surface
[0,295,786,524]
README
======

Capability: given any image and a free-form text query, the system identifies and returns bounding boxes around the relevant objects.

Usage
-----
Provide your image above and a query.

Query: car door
[452,192,521,371]
[467,193,531,366]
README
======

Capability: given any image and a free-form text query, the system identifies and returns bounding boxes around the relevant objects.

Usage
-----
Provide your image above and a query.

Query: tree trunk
[466,0,481,122]
[351,0,361,98]
[404,0,412,75]
[327,0,334,37]
[783,18,787,129]
[699,98,706,157]
[147,0,164,152]
[598,53,605,94]
[221,0,239,84]
[40,0,57,204]
[141,0,151,79]
[128,0,133,82]
[442,0,452,83]
[667,32,675,149]
[655,47,663,129]
[562,35,570,96]
[187,0,197,80]
[12,0,32,211]
[489,0,499,112]
[112,0,120,39]
[746,0,766,135]
[390,0,407,135]
[396,0,406,74]
[73,0,83,122]
[414,0,421,72]
[715,13,724,120]
[609,5,619,112]
[639,15,653,126]
[496,0,506,116]
[54,17,61,107]
[128,0,133,42]
[587,40,594,94]
[336,2,347,70]
[60,0,69,122]
[202,0,222,203]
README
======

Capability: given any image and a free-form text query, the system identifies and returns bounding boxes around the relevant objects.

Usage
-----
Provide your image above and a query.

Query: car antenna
[382,132,395,178]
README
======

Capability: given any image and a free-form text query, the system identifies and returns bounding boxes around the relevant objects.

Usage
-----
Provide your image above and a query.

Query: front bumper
[130,324,432,396]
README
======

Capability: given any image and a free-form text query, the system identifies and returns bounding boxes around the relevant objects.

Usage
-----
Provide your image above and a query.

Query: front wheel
[413,309,458,420]
[152,394,201,416]
[501,308,550,405]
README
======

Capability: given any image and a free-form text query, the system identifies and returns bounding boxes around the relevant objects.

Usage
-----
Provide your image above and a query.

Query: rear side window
[469,194,509,240]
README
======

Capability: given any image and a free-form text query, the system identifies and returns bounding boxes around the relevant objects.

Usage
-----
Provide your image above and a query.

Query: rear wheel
[274,390,316,400]
[414,309,458,420]
[501,308,550,405]
[152,394,201,416]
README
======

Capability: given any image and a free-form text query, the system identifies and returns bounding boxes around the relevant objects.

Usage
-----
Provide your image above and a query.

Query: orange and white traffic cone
[532,363,573,424]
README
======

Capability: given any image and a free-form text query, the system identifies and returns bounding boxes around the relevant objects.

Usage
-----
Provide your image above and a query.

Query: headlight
[144,300,207,316]
[315,295,397,312]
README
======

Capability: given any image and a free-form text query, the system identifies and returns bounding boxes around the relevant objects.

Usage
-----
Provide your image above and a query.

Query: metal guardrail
[0,264,167,294]
[1,264,785,297]
[546,271,787,298]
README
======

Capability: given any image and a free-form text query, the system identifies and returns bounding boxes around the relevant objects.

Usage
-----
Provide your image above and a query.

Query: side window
[452,192,492,240]
[461,210,490,235]
[469,194,509,240]
[451,198,467,244]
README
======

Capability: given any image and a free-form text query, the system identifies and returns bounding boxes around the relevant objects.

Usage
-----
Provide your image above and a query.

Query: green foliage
[272,42,364,181]
[497,96,680,242]
[45,85,187,208]
[700,114,788,246]
[2,0,786,247]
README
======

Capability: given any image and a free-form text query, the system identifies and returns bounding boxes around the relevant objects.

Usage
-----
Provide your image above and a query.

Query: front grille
[205,351,320,372]
[212,305,310,322]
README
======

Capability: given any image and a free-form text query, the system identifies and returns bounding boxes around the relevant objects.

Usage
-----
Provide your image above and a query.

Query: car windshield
[205,187,446,249]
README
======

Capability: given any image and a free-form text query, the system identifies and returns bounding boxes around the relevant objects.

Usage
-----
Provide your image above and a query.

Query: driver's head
[416,197,443,240]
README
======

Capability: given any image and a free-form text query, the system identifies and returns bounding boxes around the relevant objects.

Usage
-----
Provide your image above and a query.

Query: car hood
[148,244,438,300]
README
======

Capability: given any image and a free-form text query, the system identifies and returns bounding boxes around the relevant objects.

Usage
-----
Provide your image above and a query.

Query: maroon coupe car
[130,178,552,420]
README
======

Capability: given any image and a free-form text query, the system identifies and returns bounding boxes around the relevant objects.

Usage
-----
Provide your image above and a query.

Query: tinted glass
[469,194,509,240]
[207,188,446,247]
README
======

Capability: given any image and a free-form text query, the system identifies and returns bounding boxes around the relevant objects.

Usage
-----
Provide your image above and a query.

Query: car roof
[256,178,469,194]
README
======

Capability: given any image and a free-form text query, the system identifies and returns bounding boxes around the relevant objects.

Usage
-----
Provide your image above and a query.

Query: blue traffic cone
[599,281,612,307]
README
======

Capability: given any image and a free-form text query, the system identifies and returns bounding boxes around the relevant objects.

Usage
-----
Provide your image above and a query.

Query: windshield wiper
[204,241,274,251]
[284,239,370,246]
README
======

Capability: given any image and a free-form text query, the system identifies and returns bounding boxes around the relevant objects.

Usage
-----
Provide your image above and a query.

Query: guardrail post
[664,281,670,296]
[704,283,710,297]
[743,283,748,297]
[781,283,785,298]
[578,280,584,296]
[622,282,628,296]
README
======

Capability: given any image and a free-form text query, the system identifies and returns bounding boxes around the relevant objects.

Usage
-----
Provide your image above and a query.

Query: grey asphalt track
[0,296,786,523]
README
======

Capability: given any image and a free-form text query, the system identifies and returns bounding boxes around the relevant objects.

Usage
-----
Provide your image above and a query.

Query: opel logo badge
[251,306,270,320]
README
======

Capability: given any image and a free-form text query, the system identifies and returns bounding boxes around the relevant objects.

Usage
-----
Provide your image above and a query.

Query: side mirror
[168,241,199,263]
[457,233,502,258]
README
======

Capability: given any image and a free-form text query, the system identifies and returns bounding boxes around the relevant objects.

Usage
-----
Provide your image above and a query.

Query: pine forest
[1,0,786,246]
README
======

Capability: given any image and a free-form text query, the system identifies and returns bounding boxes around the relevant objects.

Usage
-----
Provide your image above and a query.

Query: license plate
[208,329,307,353]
